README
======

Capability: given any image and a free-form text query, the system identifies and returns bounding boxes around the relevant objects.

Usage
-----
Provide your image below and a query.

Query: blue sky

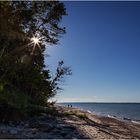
[45,2,140,103]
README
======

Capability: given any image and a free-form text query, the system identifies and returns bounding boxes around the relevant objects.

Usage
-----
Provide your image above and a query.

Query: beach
[56,105,140,139]
[0,105,140,139]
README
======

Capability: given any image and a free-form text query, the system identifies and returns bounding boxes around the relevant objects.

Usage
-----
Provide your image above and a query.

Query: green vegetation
[63,110,88,119]
[63,111,77,116]
[0,1,71,122]
[77,113,87,119]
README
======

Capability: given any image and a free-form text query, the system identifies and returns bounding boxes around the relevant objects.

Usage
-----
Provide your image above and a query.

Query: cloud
[50,96,98,103]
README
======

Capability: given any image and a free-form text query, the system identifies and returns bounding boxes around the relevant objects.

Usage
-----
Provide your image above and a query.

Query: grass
[77,113,87,119]
[63,110,88,119]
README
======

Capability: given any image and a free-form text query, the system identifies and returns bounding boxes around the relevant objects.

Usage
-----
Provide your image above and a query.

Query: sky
[45,2,140,103]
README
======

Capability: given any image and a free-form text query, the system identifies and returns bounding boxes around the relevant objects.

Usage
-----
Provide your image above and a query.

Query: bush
[0,87,30,122]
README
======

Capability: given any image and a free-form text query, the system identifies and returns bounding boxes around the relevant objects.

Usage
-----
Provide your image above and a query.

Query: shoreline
[57,103,140,124]
[0,105,140,139]
[56,105,140,139]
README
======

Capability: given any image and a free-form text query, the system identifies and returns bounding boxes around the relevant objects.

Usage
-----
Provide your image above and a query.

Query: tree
[0,1,71,118]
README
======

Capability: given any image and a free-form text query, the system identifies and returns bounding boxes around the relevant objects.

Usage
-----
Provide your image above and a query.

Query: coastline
[56,105,140,139]
[58,102,140,123]
[0,105,140,139]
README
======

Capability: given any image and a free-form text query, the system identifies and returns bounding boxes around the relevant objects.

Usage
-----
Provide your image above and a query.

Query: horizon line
[57,102,140,103]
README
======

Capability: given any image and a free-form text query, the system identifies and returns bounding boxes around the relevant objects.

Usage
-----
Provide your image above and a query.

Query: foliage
[63,111,88,119]
[0,1,71,118]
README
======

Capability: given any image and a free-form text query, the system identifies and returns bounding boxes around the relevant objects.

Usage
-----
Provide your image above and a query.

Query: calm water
[59,103,140,121]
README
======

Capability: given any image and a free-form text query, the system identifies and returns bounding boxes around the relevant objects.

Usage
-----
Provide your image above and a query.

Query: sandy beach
[57,105,140,139]
[0,105,140,139]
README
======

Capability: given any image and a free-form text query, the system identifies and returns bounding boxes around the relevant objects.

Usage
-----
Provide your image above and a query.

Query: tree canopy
[0,1,71,119]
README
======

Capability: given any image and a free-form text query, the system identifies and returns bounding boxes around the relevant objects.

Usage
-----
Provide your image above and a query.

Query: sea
[58,103,140,123]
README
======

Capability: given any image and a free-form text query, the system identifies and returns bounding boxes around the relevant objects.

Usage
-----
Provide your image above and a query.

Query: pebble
[9,129,18,135]
[0,114,82,139]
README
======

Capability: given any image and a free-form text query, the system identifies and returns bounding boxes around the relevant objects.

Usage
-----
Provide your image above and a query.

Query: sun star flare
[29,35,42,55]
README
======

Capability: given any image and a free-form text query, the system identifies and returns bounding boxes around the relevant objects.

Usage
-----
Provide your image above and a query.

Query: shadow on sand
[0,110,89,139]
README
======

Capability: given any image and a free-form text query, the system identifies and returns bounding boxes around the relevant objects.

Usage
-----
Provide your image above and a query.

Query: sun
[31,36,41,45]
[29,34,42,55]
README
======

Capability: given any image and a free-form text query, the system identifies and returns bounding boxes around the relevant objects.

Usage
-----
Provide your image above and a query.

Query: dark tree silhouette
[0,1,71,119]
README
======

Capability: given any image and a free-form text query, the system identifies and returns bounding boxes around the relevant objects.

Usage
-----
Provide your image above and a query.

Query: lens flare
[31,36,41,45]
[29,34,42,55]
